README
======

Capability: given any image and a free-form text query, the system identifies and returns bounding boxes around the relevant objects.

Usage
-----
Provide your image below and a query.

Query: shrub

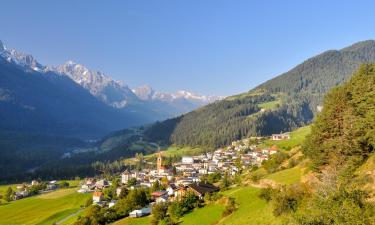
[271,184,307,216]
[222,197,237,217]
[258,186,274,202]
[250,169,267,183]
[263,152,289,173]
[151,203,169,225]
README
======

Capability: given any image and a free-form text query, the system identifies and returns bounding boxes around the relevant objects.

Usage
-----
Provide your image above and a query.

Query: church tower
[157,152,162,172]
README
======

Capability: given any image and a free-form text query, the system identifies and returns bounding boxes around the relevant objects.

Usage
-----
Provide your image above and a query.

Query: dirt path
[55,208,84,225]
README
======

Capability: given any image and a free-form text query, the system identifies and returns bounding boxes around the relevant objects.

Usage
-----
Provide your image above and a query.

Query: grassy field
[180,203,225,225]
[112,216,150,225]
[0,187,90,225]
[0,184,19,196]
[262,126,311,150]
[124,145,206,165]
[144,146,206,160]
[265,166,304,185]
[218,186,281,225]
[258,99,281,110]
[59,208,87,225]
[112,199,225,225]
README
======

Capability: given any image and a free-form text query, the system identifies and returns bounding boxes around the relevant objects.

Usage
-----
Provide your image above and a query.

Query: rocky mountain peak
[0,41,44,71]
[132,85,155,100]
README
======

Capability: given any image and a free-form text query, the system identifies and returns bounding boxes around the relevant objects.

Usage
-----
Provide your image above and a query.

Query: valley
[5,2,375,225]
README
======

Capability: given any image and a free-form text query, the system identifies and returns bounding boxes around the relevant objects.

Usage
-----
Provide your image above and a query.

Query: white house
[93,192,104,203]
[271,133,290,141]
[181,156,194,164]
[166,183,178,196]
[156,195,168,203]
[109,200,117,208]
[129,207,151,218]
[121,171,131,184]
[95,179,109,189]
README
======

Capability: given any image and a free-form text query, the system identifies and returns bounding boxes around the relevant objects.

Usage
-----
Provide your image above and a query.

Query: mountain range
[0,40,221,137]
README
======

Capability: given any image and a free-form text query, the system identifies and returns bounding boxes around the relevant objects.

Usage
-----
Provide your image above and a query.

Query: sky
[1,0,375,96]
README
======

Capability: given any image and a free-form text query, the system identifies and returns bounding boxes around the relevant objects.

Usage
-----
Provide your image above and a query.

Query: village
[75,132,290,218]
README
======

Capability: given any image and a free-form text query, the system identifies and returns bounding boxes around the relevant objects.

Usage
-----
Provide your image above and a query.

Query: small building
[181,156,194,164]
[269,146,278,155]
[166,183,178,196]
[116,187,123,197]
[93,191,104,203]
[188,183,220,199]
[47,183,58,190]
[109,200,117,208]
[95,179,109,189]
[271,133,290,141]
[121,171,131,184]
[151,191,168,200]
[174,186,188,198]
[129,207,151,218]
[31,180,40,186]
[156,195,168,203]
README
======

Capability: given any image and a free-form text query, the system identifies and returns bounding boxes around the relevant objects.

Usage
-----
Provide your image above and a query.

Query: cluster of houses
[13,180,59,200]
[77,178,110,193]
[79,135,284,218]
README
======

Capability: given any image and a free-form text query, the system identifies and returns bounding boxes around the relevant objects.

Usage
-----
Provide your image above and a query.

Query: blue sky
[1,0,375,96]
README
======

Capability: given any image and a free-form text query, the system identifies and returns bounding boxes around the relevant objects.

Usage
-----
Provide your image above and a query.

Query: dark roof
[169,183,177,190]
[188,183,220,196]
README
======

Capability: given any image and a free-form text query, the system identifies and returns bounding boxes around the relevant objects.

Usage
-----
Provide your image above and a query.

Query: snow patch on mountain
[133,85,223,105]
[50,61,139,108]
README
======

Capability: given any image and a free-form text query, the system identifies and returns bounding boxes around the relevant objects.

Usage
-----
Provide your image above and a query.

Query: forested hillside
[143,40,375,148]
[260,64,375,224]
[303,64,375,170]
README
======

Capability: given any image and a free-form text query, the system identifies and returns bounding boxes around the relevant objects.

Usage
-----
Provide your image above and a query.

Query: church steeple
[157,152,162,172]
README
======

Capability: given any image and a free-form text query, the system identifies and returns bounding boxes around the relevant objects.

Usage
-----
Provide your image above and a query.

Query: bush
[204,192,223,203]
[151,203,168,225]
[250,169,267,183]
[58,181,70,188]
[258,186,274,202]
[222,197,237,217]
[271,184,307,216]
[263,152,289,173]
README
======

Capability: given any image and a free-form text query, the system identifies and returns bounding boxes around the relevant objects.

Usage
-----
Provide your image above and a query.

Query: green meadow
[258,99,281,110]
[219,186,281,225]
[265,166,304,185]
[180,203,225,225]
[112,216,150,225]
[262,125,311,150]
[0,187,90,225]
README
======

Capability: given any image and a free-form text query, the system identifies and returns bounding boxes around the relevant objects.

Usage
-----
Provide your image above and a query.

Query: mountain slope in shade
[0,47,147,138]
[0,39,223,137]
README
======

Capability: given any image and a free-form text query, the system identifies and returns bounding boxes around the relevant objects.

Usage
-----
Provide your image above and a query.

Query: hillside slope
[142,40,375,148]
